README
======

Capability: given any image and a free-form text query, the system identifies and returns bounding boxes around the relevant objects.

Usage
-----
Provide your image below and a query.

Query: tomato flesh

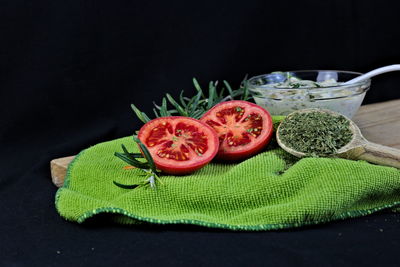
[200,100,273,161]
[138,116,219,174]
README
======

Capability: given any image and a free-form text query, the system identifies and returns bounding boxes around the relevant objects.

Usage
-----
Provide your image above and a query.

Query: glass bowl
[247,70,371,118]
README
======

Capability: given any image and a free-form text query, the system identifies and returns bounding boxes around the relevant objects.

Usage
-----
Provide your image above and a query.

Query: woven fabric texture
[55,121,400,231]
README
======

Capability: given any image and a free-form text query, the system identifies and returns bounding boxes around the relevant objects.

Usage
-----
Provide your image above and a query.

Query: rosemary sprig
[131,77,251,123]
[113,136,162,189]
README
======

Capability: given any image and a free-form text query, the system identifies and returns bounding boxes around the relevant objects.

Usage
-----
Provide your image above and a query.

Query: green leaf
[121,144,133,157]
[131,104,150,123]
[179,90,187,108]
[240,74,249,87]
[207,81,217,109]
[191,109,204,119]
[240,75,250,100]
[218,87,225,98]
[115,152,149,169]
[141,112,151,122]
[168,109,179,114]
[113,181,140,189]
[189,91,202,116]
[192,78,205,98]
[153,101,162,110]
[116,144,150,168]
[160,97,169,117]
[126,152,144,158]
[223,80,234,95]
[230,90,242,98]
[153,108,160,117]
[133,136,157,173]
[166,93,188,116]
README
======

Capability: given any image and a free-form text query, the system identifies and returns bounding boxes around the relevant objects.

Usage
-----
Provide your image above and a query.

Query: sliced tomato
[138,116,219,175]
[200,100,273,161]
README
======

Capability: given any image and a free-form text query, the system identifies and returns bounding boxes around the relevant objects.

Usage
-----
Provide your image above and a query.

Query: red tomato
[200,100,273,161]
[138,116,219,175]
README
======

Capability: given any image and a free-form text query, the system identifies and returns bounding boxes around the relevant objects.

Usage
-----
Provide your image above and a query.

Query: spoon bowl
[277,108,400,168]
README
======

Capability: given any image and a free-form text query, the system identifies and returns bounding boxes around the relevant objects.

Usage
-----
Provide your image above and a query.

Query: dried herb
[131,77,251,123]
[278,111,353,157]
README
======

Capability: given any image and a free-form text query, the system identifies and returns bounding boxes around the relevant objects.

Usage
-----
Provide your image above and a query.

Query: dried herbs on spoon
[278,111,353,157]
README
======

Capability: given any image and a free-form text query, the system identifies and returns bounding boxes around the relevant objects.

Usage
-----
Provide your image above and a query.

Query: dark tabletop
[1,0,400,266]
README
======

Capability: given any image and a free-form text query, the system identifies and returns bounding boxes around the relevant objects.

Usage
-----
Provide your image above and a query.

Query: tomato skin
[137,116,219,175]
[200,100,273,161]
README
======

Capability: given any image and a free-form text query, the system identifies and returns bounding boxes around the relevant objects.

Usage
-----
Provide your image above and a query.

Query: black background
[1,0,400,266]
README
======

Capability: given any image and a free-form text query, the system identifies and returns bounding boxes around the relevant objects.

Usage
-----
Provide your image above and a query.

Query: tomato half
[138,116,219,175]
[200,100,273,161]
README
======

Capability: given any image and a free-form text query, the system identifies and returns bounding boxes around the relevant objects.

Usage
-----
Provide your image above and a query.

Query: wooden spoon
[276,108,400,169]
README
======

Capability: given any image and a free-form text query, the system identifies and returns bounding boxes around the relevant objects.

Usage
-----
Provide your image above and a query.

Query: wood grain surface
[353,99,400,149]
[50,99,400,187]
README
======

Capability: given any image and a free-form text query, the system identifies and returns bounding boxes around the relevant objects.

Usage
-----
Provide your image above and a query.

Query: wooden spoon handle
[357,142,400,169]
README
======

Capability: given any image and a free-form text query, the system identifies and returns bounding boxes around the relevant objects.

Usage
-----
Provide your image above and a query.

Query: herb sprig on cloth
[113,136,162,189]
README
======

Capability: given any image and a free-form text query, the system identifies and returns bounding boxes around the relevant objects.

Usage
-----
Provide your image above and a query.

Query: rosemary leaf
[160,97,169,117]
[191,109,204,119]
[166,93,188,116]
[121,144,133,157]
[114,152,149,169]
[153,108,160,117]
[207,81,217,109]
[189,91,202,116]
[242,87,249,100]
[219,86,225,98]
[192,78,205,98]
[115,152,142,167]
[223,80,234,95]
[133,136,157,173]
[168,109,179,114]
[179,90,187,108]
[131,104,150,123]
[240,75,250,100]
[153,101,162,110]
[126,152,144,158]
[113,181,140,189]
[141,112,151,122]
[118,144,149,168]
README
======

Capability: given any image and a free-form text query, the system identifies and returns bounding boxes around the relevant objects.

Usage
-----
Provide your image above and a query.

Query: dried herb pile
[278,111,353,156]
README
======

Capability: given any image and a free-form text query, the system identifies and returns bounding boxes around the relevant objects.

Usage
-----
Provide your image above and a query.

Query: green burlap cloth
[55,118,400,231]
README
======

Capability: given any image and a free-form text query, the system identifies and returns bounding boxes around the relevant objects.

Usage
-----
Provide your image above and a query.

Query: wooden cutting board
[50,99,400,187]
